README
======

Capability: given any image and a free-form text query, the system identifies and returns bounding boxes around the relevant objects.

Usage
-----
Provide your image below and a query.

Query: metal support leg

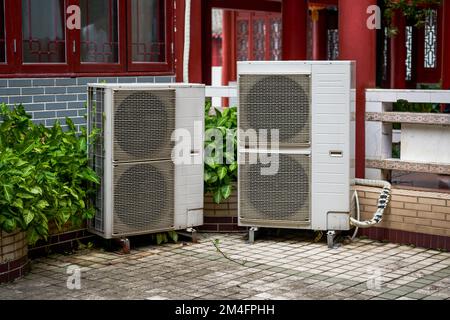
[178,228,198,243]
[119,238,130,254]
[248,227,259,244]
[327,231,336,249]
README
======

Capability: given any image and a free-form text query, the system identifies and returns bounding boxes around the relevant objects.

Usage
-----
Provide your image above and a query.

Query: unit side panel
[311,64,352,230]
[174,87,205,229]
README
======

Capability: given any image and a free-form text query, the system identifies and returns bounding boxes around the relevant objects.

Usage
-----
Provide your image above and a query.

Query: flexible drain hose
[350,179,392,229]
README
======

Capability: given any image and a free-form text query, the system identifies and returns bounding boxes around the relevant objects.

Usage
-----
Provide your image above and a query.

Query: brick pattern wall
[0,76,174,131]
[200,186,246,232]
[355,186,450,250]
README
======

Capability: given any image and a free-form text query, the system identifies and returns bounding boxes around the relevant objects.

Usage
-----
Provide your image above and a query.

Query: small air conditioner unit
[238,61,356,234]
[87,83,204,239]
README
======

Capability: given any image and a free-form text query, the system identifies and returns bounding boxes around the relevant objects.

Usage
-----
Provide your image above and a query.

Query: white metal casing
[87,83,204,239]
[237,61,356,231]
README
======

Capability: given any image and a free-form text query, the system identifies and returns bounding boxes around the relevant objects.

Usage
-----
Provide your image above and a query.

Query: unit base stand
[113,238,130,254]
[178,228,198,243]
[327,231,337,249]
[248,227,259,244]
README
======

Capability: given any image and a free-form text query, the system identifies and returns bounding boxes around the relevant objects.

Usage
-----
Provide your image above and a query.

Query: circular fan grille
[247,155,309,219]
[114,91,169,160]
[114,163,172,232]
[245,75,309,143]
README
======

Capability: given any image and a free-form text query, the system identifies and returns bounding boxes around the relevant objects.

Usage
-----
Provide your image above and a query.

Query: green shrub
[0,104,99,244]
[204,102,237,204]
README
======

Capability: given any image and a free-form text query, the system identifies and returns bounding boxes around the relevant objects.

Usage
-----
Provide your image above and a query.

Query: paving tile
[1,233,449,300]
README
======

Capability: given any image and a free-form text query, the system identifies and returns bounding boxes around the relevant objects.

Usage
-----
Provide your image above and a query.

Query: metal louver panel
[113,90,176,162]
[88,88,106,233]
[239,74,311,146]
[112,161,174,236]
[239,153,311,227]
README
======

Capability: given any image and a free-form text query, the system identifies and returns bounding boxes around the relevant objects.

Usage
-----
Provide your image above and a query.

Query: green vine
[384,0,441,37]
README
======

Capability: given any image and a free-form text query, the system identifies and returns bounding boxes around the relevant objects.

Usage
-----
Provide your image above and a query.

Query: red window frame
[126,0,173,73]
[0,0,14,73]
[74,0,127,73]
[0,0,173,76]
[17,0,76,74]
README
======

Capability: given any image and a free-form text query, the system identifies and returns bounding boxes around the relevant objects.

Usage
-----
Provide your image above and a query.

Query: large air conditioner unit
[87,83,204,239]
[238,61,356,233]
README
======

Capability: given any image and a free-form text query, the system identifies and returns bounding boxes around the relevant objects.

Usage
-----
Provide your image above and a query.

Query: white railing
[365,89,450,180]
[206,85,238,108]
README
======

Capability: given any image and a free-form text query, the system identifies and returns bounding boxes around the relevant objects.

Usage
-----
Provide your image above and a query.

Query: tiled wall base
[28,229,95,259]
[198,216,247,233]
[0,256,30,284]
[359,227,450,251]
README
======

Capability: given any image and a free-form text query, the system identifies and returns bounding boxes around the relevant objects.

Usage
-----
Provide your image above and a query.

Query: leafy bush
[204,102,237,204]
[0,104,99,244]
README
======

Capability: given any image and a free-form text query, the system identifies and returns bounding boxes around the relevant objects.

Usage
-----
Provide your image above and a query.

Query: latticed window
[424,9,437,69]
[327,29,339,60]
[131,0,165,63]
[236,12,282,62]
[22,0,66,63]
[406,26,413,81]
[80,0,119,64]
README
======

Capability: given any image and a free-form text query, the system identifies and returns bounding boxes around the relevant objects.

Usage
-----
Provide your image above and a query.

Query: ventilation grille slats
[239,74,311,146]
[239,154,311,223]
[113,161,174,236]
[113,90,176,162]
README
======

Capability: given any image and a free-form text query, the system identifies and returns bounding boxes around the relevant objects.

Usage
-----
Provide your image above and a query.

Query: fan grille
[239,74,311,146]
[239,153,311,223]
[113,161,174,236]
[113,90,176,162]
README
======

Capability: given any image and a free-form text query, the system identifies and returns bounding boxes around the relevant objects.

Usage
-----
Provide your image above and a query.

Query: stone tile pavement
[0,233,449,300]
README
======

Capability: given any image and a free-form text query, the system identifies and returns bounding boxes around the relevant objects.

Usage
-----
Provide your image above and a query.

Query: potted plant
[0,104,99,283]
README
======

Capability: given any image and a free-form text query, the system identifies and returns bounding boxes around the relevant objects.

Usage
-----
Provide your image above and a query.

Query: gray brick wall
[0,76,175,131]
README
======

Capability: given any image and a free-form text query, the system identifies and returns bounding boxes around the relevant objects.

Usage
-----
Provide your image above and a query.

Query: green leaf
[27,229,40,245]
[16,193,35,199]
[220,184,232,200]
[29,186,43,195]
[156,233,163,245]
[168,231,178,243]
[36,200,49,210]
[217,167,227,180]
[79,168,100,184]
[229,161,238,173]
[12,198,23,209]
[3,218,17,233]
[213,190,223,204]
[23,210,34,226]
[3,185,13,203]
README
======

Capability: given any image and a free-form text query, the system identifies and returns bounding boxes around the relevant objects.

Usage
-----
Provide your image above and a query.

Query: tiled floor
[0,233,449,300]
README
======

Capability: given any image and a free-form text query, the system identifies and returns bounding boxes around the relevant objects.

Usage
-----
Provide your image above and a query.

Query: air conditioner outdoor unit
[238,61,356,233]
[87,83,204,239]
